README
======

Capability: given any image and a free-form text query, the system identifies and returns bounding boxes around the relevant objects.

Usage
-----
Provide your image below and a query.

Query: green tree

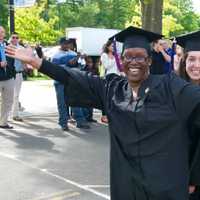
[46,0,137,30]
[109,0,134,29]
[173,0,193,11]
[163,0,200,36]
[0,0,9,31]
[86,0,137,29]
[75,2,99,27]
[13,0,200,44]
[15,5,62,45]
[92,0,113,28]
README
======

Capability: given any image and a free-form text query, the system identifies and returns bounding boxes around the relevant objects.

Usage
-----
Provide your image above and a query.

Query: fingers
[5,50,15,57]
[5,45,16,57]
[6,44,17,51]
[189,185,196,194]
[5,46,15,52]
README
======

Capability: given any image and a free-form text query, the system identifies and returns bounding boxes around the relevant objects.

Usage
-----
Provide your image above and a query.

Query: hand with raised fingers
[6,45,42,69]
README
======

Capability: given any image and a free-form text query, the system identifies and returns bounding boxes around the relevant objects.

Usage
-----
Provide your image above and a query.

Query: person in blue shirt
[150,39,172,74]
[51,37,75,131]
[52,37,90,131]
[0,26,15,129]
[160,39,176,73]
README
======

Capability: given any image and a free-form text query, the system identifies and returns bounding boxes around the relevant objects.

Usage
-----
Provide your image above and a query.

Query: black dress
[39,60,200,200]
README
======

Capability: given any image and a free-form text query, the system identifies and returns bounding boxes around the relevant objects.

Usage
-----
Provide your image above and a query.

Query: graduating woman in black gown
[5,27,200,200]
[176,31,200,200]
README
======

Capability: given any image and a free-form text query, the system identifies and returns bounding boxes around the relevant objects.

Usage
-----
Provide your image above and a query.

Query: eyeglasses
[12,36,19,39]
[123,56,148,63]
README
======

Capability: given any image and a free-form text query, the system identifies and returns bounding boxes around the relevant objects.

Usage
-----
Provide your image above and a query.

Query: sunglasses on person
[12,36,19,39]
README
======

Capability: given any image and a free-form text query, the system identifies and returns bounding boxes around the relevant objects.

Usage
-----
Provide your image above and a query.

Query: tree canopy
[0,0,199,44]
[0,0,9,32]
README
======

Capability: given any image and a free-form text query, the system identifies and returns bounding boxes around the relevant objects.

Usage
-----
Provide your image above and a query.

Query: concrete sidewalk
[19,80,57,117]
[0,80,110,200]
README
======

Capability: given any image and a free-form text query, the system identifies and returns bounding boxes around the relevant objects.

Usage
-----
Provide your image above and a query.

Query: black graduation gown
[39,60,200,200]
[150,50,165,74]
[189,107,200,200]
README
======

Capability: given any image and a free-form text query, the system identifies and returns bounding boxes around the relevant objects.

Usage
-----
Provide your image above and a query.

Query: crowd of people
[2,23,200,200]
[0,26,101,130]
[51,37,100,130]
[0,24,184,131]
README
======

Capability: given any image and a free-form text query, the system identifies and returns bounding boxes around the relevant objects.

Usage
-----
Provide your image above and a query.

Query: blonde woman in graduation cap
[5,26,200,200]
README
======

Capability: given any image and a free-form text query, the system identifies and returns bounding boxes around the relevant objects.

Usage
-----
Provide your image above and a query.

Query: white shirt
[100,53,120,75]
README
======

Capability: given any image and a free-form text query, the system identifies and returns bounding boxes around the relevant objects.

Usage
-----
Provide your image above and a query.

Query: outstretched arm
[39,59,105,109]
[6,45,71,84]
[6,45,106,110]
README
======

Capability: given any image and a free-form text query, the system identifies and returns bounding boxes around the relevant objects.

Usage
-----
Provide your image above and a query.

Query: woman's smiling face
[186,51,200,82]
[122,48,151,85]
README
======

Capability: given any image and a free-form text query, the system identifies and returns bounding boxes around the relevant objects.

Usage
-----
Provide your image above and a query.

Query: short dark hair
[11,31,19,35]
[59,37,68,44]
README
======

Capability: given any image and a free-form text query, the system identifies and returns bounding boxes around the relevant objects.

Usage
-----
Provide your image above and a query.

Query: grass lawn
[26,75,51,81]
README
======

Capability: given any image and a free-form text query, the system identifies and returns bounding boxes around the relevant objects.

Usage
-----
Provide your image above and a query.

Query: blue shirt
[164,48,176,74]
[0,41,15,80]
[52,50,77,67]
[14,44,24,72]
[52,49,77,84]
[0,42,6,62]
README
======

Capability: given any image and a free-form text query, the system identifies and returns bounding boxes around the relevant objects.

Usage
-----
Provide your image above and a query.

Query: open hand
[6,45,42,69]
[189,185,196,194]
[158,44,164,52]
[6,45,34,64]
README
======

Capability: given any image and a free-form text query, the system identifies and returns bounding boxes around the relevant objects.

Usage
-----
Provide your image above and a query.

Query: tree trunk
[151,0,163,33]
[140,0,163,34]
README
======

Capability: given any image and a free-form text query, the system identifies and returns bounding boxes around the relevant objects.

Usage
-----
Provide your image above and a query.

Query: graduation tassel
[112,37,123,72]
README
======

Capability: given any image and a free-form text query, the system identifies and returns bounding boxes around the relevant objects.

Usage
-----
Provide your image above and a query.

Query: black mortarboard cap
[175,30,200,52]
[109,26,163,51]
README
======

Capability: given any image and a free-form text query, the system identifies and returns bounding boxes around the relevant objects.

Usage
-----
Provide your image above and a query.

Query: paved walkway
[0,80,110,200]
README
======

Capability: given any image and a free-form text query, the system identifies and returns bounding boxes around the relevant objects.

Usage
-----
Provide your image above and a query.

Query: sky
[192,0,200,13]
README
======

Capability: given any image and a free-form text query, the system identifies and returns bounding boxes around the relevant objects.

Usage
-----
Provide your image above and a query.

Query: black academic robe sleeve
[39,59,106,110]
[188,105,200,186]
[169,73,200,185]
